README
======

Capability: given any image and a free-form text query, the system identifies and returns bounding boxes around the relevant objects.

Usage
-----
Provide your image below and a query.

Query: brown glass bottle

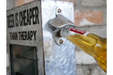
[60,27,107,72]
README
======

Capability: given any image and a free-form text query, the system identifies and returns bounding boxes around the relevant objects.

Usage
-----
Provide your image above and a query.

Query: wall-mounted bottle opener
[48,7,76,45]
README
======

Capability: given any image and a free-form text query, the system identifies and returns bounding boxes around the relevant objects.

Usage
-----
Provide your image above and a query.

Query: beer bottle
[60,26,107,72]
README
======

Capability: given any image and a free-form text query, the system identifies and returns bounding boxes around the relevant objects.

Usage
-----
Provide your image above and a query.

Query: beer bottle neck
[60,27,90,37]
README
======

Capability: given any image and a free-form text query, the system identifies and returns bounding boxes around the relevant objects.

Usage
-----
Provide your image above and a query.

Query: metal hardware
[57,8,62,13]
[48,14,76,45]
[59,39,63,44]
[56,7,62,15]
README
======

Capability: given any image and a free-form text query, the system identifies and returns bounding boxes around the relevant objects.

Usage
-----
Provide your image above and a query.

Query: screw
[57,8,62,13]
[59,39,63,44]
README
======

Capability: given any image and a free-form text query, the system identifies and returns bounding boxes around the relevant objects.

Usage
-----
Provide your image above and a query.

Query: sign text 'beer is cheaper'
[7,5,40,41]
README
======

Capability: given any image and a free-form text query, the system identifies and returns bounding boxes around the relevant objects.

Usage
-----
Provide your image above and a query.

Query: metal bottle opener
[48,13,76,45]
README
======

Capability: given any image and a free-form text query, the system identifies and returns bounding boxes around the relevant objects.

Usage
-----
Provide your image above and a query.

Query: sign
[7,1,41,42]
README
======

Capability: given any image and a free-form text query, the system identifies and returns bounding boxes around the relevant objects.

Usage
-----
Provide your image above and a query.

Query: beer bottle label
[70,28,89,36]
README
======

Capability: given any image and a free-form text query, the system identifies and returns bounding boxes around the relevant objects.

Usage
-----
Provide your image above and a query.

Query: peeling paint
[24,0,34,3]
[74,10,103,26]
[79,18,95,26]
